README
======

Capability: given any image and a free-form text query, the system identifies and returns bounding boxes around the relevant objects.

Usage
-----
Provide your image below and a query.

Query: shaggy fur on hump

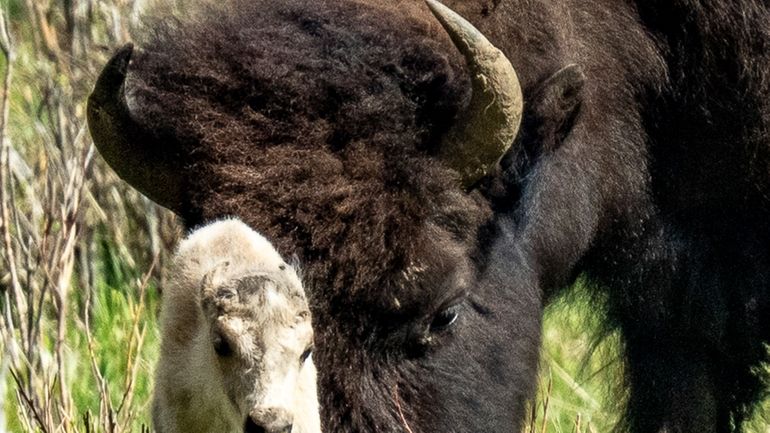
[128,0,490,315]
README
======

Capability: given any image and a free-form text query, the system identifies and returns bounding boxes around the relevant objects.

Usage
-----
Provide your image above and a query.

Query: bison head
[87,0,568,431]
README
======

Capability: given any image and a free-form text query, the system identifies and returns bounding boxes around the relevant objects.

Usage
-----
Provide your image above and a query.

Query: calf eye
[299,346,313,364]
[429,304,460,332]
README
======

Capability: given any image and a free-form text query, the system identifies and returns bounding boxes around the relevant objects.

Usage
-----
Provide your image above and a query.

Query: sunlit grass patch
[526,285,622,433]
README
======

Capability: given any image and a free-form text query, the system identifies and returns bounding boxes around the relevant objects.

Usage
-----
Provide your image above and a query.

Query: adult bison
[87,0,770,432]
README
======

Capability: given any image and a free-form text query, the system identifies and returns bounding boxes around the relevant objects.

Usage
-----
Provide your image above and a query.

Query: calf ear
[200,261,235,318]
[529,64,585,152]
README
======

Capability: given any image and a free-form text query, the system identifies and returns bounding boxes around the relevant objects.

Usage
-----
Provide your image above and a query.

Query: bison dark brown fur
[91,0,770,432]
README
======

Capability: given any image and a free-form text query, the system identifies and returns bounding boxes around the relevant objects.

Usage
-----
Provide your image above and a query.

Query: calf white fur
[152,219,320,433]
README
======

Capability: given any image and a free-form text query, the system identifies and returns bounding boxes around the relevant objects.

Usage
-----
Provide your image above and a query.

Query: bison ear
[530,64,585,152]
[478,65,585,202]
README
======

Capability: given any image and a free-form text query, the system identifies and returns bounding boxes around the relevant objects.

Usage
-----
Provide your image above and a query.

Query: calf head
[199,263,313,433]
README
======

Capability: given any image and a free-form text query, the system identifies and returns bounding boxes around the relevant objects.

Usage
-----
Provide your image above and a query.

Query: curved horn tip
[110,42,135,71]
[424,0,458,23]
[425,0,489,51]
[90,43,135,103]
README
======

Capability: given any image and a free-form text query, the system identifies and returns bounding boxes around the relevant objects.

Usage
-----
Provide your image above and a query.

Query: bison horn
[87,43,185,212]
[426,0,523,187]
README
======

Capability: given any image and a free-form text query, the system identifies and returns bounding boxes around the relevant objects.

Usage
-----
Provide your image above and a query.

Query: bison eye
[299,346,313,364]
[429,304,460,332]
[213,333,233,357]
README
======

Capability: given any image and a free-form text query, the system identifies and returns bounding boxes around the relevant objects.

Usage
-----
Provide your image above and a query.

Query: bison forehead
[129,0,471,162]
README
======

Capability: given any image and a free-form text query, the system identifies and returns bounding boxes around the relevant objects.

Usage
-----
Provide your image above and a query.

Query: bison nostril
[244,417,266,433]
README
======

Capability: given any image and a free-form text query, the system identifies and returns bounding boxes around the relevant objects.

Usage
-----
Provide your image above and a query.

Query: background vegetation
[0,1,767,432]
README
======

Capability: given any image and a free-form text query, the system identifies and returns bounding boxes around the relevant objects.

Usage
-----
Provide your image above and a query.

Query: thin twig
[84,280,116,432]
[0,0,26,345]
[392,384,416,433]
[10,367,50,433]
[540,372,552,433]
[116,252,158,422]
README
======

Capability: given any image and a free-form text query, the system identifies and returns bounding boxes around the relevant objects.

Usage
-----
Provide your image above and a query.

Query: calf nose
[243,418,292,433]
[244,408,293,433]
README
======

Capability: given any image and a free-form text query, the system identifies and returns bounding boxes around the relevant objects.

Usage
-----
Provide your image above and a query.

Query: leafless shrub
[0,1,178,431]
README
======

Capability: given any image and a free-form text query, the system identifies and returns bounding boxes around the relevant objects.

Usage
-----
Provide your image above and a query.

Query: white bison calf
[152,219,320,433]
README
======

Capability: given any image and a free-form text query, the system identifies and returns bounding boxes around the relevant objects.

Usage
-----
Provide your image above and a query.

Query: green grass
[531,291,622,433]
[2,231,163,433]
